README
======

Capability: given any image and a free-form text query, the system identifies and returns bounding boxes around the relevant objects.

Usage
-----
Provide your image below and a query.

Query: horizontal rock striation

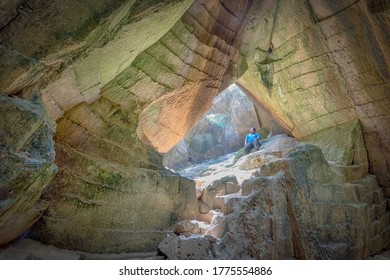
[0,0,389,257]
[137,0,253,152]
[238,0,390,199]
[217,135,389,259]
[31,85,198,253]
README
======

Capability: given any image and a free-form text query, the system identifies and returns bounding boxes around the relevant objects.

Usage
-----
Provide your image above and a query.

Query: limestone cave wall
[238,0,390,194]
[0,0,389,257]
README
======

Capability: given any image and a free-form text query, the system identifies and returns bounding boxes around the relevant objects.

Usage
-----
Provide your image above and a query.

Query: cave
[162,83,285,172]
[0,0,389,260]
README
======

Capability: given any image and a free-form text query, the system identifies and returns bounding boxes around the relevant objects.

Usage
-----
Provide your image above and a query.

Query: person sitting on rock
[244,127,261,154]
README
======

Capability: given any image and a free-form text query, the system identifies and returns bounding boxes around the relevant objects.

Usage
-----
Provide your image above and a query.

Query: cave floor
[0,238,163,260]
[2,237,389,260]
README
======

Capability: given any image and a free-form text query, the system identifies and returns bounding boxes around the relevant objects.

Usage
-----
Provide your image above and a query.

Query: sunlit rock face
[217,134,389,260]
[238,0,390,196]
[0,0,253,252]
[0,0,389,256]
[163,85,261,170]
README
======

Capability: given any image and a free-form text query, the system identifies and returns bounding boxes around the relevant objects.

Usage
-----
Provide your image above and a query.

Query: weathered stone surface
[0,0,390,258]
[163,141,191,171]
[216,135,390,259]
[0,0,131,94]
[163,83,289,170]
[302,120,368,165]
[0,96,58,246]
[31,131,198,253]
[238,0,390,194]
[158,234,211,260]
[204,212,226,238]
[200,175,239,210]
[173,220,195,236]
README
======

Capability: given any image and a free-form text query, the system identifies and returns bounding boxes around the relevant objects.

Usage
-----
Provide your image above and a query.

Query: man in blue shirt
[244,127,261,154]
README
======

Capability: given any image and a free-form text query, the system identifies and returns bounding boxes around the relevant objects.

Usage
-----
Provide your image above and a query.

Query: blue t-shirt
[245,133,260,144]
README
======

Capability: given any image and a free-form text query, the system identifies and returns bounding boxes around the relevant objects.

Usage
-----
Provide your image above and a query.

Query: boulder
[201,175,239,210]
[173,220,195,236]
[205,213,226,238]
[216,136,390,259]
[158,234,211,260]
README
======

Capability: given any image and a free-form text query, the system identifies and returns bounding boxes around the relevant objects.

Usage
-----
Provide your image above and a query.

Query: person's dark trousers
[245,139,260,154]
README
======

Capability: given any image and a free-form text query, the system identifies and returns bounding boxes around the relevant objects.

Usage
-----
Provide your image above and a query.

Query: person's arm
[245,134,248,145]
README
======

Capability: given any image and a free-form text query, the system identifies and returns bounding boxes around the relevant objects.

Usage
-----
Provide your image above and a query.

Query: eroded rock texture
[238,0,390,196]
[0,95,57,246]
[0,0,389,257]
[217,134,389,259]
[160,134,389,260]
[163,84,261,170]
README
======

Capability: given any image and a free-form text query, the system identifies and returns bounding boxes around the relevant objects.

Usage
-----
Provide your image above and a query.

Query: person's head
[250,127,256,134]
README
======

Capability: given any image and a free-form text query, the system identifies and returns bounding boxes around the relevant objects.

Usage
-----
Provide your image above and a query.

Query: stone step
[369,226,390,256]
[368,201,388,224]
[373,189,385,204]
[311,202,368,225]
[330,163,368,182]
[197,209,221,224]
[310,175,381,204]
[316,224,367,248]
[368,212,390,239]
[191,220,210,235]
[198,175,240,214]
[311,183,361,204]
[213,192,243,211]
[172,219,211,236]
[204,212,225,238]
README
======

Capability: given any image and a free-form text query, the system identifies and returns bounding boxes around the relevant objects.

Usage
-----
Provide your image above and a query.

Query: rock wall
[0,0,389,256]
[217,135,389,259]
[163,84,261,170]
[215,137,390,260]
[0,95,57,246]
[0,0,204,252]
[158,133,389,259]
[237,0,390,197]
[0,0,129,95]
[30,98,198,253]
[1,0,255,252]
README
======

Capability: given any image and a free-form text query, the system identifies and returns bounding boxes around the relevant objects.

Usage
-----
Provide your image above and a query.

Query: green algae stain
[97,171,123,188]
[256,63,273,91]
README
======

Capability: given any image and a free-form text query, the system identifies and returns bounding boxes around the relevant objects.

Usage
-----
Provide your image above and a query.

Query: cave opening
[163,83,260,173]
[162,83,290,179]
